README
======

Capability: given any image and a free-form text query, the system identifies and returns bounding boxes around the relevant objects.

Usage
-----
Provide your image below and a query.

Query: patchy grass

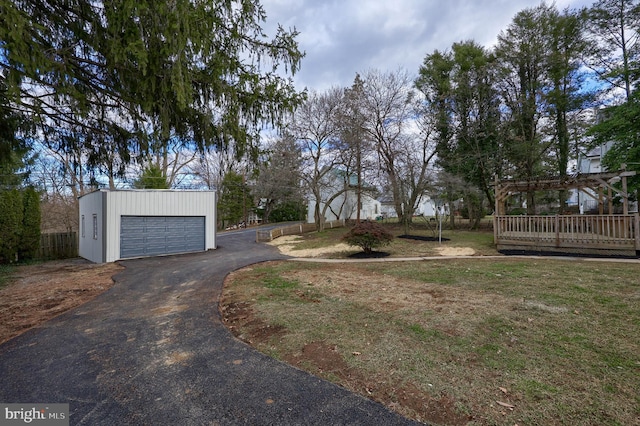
[222,257,640,425]
[0,264,16,289]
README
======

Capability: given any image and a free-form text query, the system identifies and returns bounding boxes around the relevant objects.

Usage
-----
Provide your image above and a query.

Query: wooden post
[494,176,500,215]
[493,176,500,245]
[622,174,629,215]
[598,186,604,215]
[635,213,640,251]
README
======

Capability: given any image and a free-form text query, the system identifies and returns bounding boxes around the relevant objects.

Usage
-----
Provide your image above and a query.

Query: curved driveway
[0,229,418,425]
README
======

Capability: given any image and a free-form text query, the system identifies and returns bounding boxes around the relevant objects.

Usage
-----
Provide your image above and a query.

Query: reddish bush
[342,221,394,254]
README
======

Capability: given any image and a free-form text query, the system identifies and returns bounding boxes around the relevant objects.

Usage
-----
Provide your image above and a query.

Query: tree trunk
[314,199,324,232]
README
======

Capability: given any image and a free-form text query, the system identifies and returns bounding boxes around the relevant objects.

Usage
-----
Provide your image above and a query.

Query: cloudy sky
[261,0,594,92]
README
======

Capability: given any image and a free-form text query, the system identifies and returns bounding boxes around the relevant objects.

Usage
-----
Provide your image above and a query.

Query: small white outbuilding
[78,189,216,263]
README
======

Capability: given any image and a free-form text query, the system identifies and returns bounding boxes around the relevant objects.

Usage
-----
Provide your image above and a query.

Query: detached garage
[78,189,216,263]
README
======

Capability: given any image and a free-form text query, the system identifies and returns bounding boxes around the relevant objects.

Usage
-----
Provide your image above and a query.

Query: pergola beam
[494,170,636,215]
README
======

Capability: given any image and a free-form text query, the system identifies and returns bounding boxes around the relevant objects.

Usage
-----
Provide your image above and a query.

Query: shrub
[0,189,23,263]
[342,221,394,254]
[20,186,41,260]
[269,201,306,222]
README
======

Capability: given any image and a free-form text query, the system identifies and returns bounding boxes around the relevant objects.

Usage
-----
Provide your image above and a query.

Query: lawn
[221,226,640,425]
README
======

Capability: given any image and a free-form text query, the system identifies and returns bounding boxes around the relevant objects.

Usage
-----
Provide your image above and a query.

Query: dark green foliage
[0,187,42,263]
[588,92,640,197]
[254,136,304,223]
[342,221,394,254]
[0,189,23,263]
[460,192,488,224]
[218,171,252,227]
[19,187,41,260]
[416,42,502,225]
[0,0,304,167]
[0,77,31,187]
[133,165,169,189]
[268,201,306,223]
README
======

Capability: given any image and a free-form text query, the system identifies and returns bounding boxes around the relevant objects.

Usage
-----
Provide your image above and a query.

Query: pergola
[493,170,639,257]
[494,170,637,216]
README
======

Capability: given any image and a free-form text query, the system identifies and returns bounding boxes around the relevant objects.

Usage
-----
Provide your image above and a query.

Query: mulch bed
[398,234,450,242]
[347,251,391,259]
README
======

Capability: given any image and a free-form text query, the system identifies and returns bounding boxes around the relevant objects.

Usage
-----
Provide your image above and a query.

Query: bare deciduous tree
[288,88,348,231]
[359,69,437,232]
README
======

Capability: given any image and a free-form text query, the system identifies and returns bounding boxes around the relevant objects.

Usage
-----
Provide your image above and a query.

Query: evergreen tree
[254,136,304,223]
[495,4,556,213]
[218,171,252,228]
[0,0,304,164]
[588,91,640,196]
[0,75,31,188]
[133,164,170,189]
[417,41,502,226]
[20,186,41,261]
[268,201,306,223]
[546,8,592,210]
[0,189,23,263]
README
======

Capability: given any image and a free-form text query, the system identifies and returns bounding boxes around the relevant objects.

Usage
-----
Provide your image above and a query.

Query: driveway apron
[0,229,419,425]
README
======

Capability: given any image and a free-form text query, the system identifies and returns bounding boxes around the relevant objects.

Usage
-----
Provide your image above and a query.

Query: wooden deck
[494,214,640,256]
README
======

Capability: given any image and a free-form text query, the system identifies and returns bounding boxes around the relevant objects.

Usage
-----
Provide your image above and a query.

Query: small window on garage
[81,215,85,238]
[93,214,98,240]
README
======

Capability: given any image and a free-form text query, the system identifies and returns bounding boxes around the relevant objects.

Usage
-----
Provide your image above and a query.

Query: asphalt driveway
[0,229,419,425]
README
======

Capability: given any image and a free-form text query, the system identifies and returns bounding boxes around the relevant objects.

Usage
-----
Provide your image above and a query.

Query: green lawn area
[223,226,640,425]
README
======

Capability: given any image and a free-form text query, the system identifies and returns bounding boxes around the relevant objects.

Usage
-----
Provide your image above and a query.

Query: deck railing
[494,214,640,252]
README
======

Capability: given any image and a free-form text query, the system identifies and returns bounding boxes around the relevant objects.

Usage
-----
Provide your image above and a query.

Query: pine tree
[218,171,252,228]
[0,0,304,164]
[0,189,23,263]
[20,186,41,261]
[133,165,170,189]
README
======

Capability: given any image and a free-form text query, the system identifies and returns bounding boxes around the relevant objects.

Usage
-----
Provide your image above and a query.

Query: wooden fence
[38,231,78,260]
[494,214,640,256]
[256,220,346,242]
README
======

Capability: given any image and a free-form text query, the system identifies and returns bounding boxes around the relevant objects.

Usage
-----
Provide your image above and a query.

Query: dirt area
[267,235,357,257]
[0,259,123,345]
[434,246,476,256]
[268,235,477,257]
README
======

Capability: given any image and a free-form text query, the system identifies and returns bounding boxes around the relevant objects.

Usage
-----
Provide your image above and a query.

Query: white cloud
[261,0,594,91]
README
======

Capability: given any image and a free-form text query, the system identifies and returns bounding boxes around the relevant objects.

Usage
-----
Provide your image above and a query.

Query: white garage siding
[79,190,216,263]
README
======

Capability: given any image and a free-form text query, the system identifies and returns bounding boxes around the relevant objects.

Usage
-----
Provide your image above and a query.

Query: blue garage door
[120,216,205,259]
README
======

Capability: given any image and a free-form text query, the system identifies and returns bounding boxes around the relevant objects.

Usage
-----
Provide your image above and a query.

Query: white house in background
[570,141,638,213]
[569,107,638,213]
[578,142,615,175]
[306,169,381,223]
[79,189,216,263]
[572,142,614,212]
[416,195,437,216]
[378,194,438,218]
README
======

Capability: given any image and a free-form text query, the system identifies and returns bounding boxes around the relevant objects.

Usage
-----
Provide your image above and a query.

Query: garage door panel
[120,216,205,259]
